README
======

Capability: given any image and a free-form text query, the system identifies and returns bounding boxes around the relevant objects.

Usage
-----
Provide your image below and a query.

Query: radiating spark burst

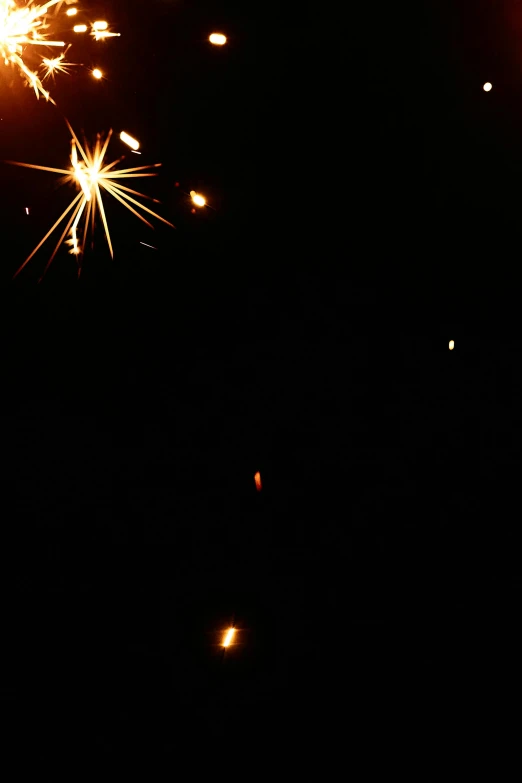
[7,120,174,280]
[0,0,66,101]
[40,43,78,80]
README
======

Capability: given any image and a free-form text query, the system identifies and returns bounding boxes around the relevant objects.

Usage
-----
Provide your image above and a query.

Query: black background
[0,0,521,763]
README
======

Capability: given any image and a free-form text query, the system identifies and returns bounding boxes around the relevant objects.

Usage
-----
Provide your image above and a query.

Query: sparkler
[7,120,174,280]
[0,0,67,101]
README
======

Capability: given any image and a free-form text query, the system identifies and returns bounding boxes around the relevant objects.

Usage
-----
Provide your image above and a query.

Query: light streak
[7,120,175,280]
[92,30,120,40]
[120,131,139,151]
[222,628,236,648]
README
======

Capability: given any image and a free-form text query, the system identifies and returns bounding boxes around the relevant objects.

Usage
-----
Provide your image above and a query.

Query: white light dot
[449,340,455,351]
[483,82,492,92]
[209,33,227,45]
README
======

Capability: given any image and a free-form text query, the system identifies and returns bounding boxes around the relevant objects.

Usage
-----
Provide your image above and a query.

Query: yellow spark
[0,0,66,101]
[41,44,77,80]
[72,22,86,32]
[222,628,236,648]
[92,20,107,30]
[449,340,455,351]
[92,66,102,78]
[483,82,492,92]
[190,190,206,207]
[7,120,175,280]
[65,6,76,15]
[92,29,120,41]
[209,33,227,45]
[120,131,139,151]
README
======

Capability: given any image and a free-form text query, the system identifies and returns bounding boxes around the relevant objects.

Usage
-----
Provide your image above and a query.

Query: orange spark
[223,628,236,648]
[254,471,262,492]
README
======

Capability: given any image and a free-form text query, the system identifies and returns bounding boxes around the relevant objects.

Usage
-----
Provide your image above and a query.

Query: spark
[92,30,120,41]
[0,0,66,101]
[120,131,139,151]
[254,471,262,491]
[91,66,102,78]
[41,43,78,80]
[449,340,455,351]
[91,21,119,41]
[139,241,156,249]
[222,628,236,648]
[190,190,206,207]
[209,33,226,45]
[483,82,492,92]
[72,22,86,32]
[25,206,29,214]
[65,6,76,16]
[7,120,175,280]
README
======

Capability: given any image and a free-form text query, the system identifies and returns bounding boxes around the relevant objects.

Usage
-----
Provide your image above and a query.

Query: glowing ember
[92,67,102,78]
[92,20,107,30]
[120,131,140,150]
[222,628,236,648]
[190,190,206,207]
[65,7,76,16]
[209,33,227,45]
[449,340,455,351]
[483,82,492,92]
[73,23,86,32]
[254,471,262,491]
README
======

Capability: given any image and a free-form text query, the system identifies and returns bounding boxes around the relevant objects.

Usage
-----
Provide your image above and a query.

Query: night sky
[0,0,521,764]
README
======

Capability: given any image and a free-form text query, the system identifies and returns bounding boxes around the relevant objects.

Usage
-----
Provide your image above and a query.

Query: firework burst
[0,0,68,101]
[7,120,175,280]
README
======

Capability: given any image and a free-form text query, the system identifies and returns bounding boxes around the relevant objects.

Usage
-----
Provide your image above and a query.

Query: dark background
[0,0,521,763]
